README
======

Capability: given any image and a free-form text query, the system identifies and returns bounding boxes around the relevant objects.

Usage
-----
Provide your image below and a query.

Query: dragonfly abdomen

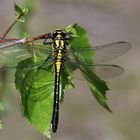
[52,55,63,132]
[52,46,64,132]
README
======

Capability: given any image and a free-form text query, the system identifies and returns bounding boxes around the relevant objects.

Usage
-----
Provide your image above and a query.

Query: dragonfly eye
[52,32,58,38]
[60,32,66,38]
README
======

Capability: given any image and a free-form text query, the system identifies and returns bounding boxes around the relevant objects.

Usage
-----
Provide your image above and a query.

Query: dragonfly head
[52,28,68,39]
[54,28,63,32]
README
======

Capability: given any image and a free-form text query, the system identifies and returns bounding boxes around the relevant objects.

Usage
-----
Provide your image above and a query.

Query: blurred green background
[0,0,140,140]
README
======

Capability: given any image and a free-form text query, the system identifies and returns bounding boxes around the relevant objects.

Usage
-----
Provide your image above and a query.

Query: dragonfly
[0,29,131,133]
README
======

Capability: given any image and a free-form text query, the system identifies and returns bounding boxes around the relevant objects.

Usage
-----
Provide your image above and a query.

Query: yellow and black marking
[44,29,68,133]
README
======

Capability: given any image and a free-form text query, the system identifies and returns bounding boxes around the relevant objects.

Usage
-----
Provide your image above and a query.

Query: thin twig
[1,15,23,40]
[1,20,17,40]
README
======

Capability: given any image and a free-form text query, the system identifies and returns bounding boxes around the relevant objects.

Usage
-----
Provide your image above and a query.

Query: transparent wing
[93,41,131,63]
[0,39,51,65]
[67,41,131,63]
[95,64,124,78]
[0,38,29,61]
[73,64,124,80]
[0,40,130,81]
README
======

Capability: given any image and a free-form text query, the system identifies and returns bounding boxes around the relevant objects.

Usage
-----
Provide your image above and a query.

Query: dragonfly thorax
[52,28,69,51]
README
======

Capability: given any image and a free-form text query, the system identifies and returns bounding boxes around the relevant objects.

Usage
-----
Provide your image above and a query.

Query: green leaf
[68,23,95,64]
[14,3,28,20]
[14,3,24,16]
[66,24,111,111]
[15,58,54,138]
[80,67,111,112]
[15,56,74,137]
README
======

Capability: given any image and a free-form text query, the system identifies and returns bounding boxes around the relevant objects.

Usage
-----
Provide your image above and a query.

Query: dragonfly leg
[45,54,53,63]
[43,40,53,45]
[43,34,53,45]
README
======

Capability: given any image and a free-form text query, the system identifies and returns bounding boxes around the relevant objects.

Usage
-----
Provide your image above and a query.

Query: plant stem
[1,15,22,39]
[1,20,17,39]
